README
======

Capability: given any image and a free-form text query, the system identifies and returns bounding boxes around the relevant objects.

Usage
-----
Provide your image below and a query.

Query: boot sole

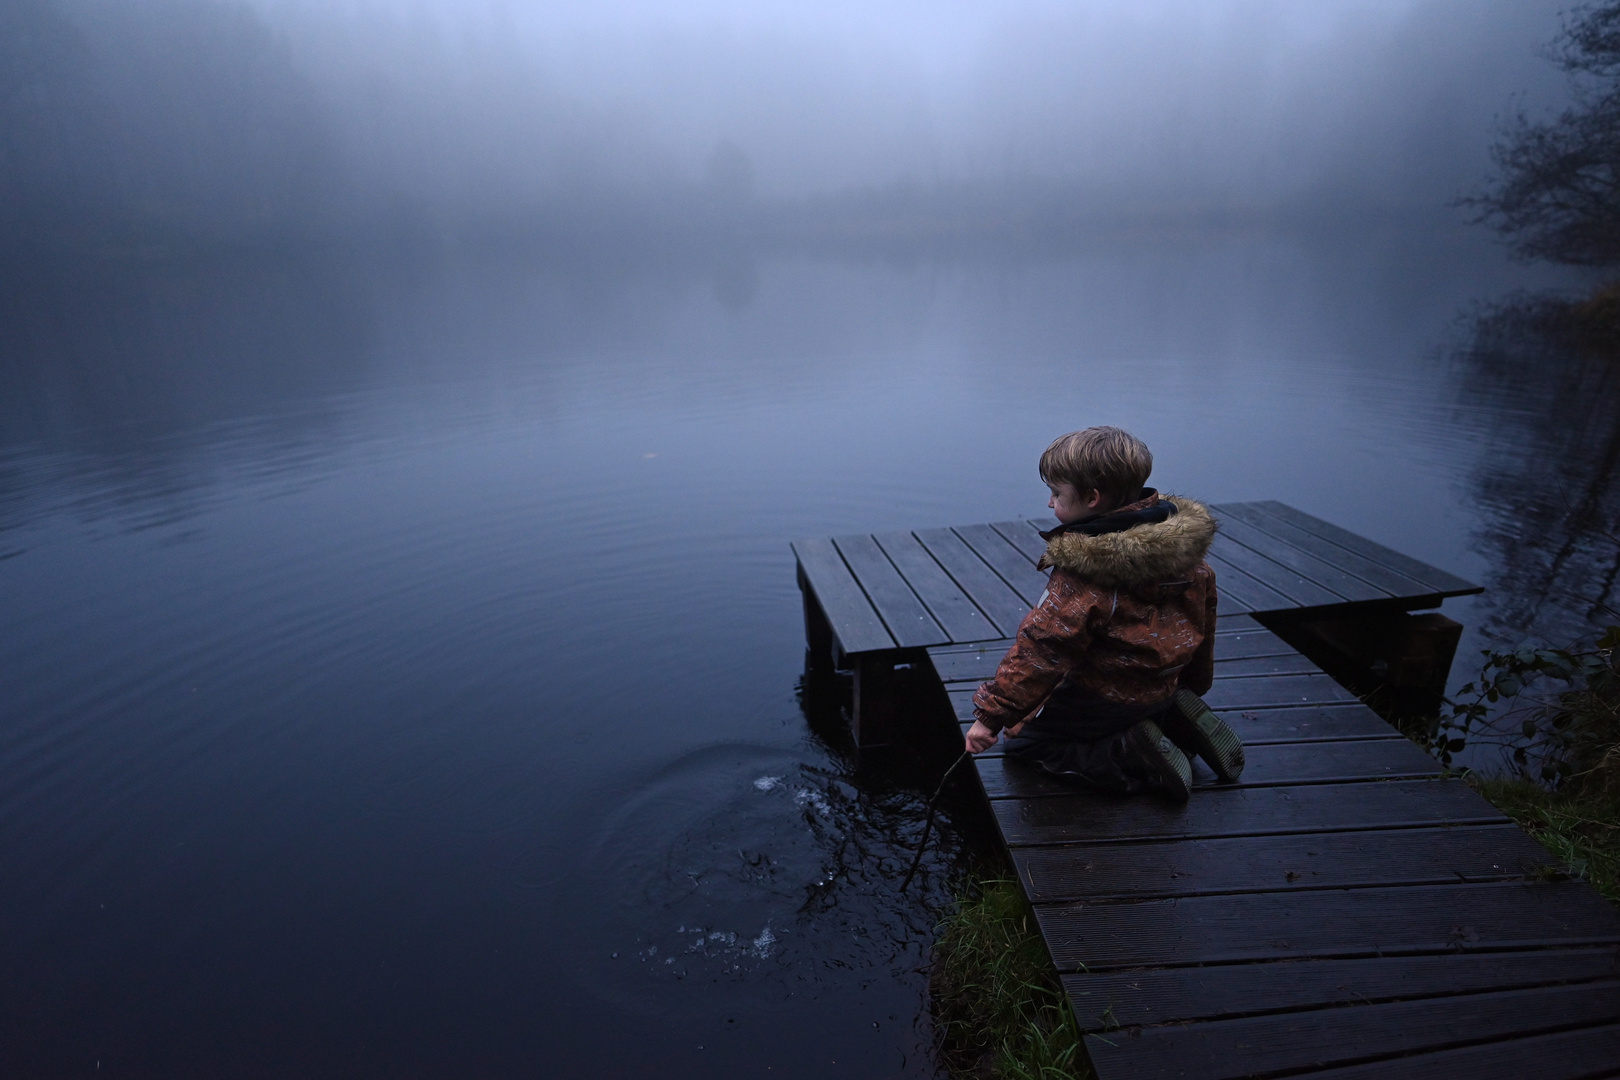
[1169,689,1246,782]
[1126,720,1192,804]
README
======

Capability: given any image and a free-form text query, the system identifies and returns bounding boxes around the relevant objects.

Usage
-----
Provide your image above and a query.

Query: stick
[899,749,974,893]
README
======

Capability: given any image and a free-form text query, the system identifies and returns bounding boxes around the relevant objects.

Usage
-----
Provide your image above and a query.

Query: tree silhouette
[1467,2,1620,267]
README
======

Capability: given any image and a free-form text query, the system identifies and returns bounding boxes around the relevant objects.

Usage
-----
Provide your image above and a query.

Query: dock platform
[793,501,1481,746]
[793,502,1620,1078]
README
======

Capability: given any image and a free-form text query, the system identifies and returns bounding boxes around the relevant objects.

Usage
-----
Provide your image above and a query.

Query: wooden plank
[1209,532,1348,608]
[1208,626,1292,659]
[1036,880,1620,972]
[951,700,1398,745]
[1082,980,1620,1080]
[1217,702,1399,744]
[954,523,1051,606]
[1016,824,1557,903]
[991,519,1049,565]
[872,531,1000,643]
[829,534,948,648]
[940,659,1350,701]
[789,538,895,654]
[1204,551,1293,612]
[1065,947,1620,1032]
[928,637,1014,656]
[914,527,1034,636]
[1214,511,1393,603]
[1248,501,1481,596]
[1213,653,1323,678]
[992,779,1506,846]
[931,624,1295,685]
[932,646,1009,685]
[1292,1022,1620,1080]
[1213,585,1258,615]
[1215,501,1451,599]
[1204,672,1359,709]
[1214,613,1263,633]
[1247,739,1436,784]
[954,706,1403,747]
[976,737,1438,798]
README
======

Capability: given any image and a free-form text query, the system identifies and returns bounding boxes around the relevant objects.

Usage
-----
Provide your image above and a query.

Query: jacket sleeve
[971,579,1095,733]
[1177,565,1219,696]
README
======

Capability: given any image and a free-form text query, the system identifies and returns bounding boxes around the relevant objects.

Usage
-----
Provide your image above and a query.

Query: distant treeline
[1,0,355,250]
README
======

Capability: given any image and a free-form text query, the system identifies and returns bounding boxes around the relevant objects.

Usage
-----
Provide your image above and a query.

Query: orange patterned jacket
[971,493,1219,734]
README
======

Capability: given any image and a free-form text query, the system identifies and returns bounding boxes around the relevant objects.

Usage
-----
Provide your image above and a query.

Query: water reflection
[1445,295,1620,646]
[0,247,380,528]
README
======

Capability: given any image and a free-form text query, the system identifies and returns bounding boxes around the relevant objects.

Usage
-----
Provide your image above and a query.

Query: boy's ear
[1086,489,1106,510]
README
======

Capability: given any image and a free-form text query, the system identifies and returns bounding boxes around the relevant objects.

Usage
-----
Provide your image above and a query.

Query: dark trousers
[1003,683,1172,794]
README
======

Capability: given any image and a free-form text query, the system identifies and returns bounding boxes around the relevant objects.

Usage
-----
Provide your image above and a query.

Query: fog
[3,0,1577,252]
[7,6,1618,1074]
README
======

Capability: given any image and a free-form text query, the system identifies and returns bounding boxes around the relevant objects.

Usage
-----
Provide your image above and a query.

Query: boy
[963,427,1242,802]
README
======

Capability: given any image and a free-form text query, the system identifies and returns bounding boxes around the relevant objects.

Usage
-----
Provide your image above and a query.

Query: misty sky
[249,0,1572,210]
[4,0,1579,248]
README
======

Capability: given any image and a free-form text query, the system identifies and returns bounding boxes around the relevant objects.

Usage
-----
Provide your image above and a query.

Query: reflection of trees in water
[1450,295,1620,646]
[0,247,379,532]
[0,236,796,536]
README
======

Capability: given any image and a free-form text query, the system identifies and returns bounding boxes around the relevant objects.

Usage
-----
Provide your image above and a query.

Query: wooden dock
[793,501,1620,1078]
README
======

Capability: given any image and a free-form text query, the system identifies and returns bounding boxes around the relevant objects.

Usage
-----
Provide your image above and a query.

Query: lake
[1,220,1614,1077]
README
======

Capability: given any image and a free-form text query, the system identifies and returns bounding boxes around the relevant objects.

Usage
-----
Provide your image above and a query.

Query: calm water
[2,224,1615,1077]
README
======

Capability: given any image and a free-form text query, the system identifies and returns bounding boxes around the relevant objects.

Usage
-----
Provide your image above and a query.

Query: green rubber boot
[1160,689,1245,783]
[1120,720,1193,804]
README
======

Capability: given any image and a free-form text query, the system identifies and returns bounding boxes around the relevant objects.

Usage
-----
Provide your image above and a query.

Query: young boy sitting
[963,426,1243,802]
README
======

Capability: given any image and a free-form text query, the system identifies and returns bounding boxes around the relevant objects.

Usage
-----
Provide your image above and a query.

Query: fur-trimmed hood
[1036,496,1217,586]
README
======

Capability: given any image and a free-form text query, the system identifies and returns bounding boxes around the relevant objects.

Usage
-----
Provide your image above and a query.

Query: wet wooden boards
[794,503,1620,1077]
[791,501,1482,662]
[926,626,1620,1078]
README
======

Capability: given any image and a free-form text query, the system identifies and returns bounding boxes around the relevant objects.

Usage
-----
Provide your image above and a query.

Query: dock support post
[852,654,899,748]
[798,566,838,678]
[1381,612,1464,719]
[1266,609,1464,721]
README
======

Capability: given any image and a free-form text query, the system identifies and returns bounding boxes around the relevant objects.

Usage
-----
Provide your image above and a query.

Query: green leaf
[1522,719,1539,738]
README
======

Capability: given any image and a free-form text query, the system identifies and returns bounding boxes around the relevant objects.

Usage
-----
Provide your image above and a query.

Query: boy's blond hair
[1039,426,1153,509]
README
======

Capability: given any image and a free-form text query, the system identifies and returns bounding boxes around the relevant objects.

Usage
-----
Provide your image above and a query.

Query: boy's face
[1048,483,1104,524]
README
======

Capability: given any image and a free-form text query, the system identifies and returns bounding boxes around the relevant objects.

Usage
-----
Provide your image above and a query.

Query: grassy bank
[1468,773,1620,903]
[1431,624,1620,904]
[930,877,1092,1080]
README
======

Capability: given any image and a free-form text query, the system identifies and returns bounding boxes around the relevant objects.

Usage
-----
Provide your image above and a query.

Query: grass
[930,877,1093,1080]
[1469,770,1620,904]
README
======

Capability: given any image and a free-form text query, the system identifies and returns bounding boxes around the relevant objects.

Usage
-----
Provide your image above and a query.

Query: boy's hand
[964,720,999,754]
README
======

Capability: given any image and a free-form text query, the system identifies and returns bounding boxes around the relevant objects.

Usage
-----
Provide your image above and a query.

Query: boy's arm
[971,579,1093,735]
[1177,568,1219,696]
